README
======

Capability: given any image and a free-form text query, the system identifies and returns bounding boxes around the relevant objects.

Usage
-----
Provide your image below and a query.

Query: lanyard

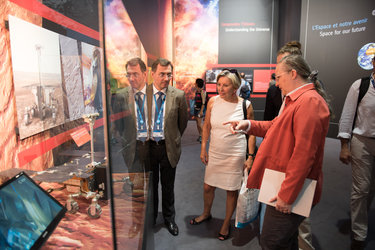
[154,93,166,125]
[136,94,146,125]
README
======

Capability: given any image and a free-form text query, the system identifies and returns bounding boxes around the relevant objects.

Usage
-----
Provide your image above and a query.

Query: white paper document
[258,168,317,217]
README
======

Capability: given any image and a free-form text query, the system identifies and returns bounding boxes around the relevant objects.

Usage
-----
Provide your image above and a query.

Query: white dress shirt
[338,74,375,139]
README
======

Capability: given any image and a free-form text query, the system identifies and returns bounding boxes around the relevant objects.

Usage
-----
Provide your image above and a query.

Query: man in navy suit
[147,58,188,236]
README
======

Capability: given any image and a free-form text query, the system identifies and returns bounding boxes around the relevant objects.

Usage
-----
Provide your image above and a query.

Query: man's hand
[339,147,351,164]
[223,120,249,134]
[339,138,351,165]
[269,196,292,214]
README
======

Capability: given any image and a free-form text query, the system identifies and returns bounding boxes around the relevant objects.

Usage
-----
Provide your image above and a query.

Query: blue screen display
[0,174,65,249]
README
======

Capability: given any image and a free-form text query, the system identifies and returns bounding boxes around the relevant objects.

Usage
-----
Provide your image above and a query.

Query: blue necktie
[157,92,163,110]
[135,92,145,121]
[135,92,147,141]
[154,92,164,141]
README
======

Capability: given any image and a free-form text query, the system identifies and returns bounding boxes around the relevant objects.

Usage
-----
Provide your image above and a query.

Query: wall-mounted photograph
[59,35,85,121]
[80,42,103,115]
[9,15,66,139]
[205,69,221,83]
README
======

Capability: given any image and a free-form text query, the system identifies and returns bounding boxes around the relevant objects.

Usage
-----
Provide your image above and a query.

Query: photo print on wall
[59,35,85,121]
[8,15,103,139]
[80,42,103,116]
[9,15,66,139]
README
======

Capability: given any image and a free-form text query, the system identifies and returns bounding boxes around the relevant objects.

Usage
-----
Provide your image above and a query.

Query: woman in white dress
[190,69,256,240]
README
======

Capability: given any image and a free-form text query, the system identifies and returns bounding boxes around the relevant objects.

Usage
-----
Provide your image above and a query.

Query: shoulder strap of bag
[242,99,247,119]
[242,99,250,158]
[358,77,370,104]
[352,77,370,130]
[243,99,258,159]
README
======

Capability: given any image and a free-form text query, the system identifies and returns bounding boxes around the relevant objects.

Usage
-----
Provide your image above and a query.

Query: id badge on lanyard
[153,94,165,138]
[136,97,147,140]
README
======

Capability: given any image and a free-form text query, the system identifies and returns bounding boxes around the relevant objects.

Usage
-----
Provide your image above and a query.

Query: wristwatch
[247,153,256,159]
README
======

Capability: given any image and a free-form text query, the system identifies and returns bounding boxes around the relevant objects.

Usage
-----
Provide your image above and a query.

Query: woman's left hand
[269,196,292,214]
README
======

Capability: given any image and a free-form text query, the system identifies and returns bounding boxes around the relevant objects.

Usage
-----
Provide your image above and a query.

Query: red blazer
[247,84,330,205]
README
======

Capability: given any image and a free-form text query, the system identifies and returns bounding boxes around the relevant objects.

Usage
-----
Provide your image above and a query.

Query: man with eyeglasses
[147,58,188,236]
[338,55,375,250]
[113,58,151,173]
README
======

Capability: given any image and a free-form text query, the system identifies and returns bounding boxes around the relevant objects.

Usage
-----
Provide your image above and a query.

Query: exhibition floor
[152,121,375,250]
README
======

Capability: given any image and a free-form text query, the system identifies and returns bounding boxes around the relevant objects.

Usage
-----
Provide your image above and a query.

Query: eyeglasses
[275,70,291,81]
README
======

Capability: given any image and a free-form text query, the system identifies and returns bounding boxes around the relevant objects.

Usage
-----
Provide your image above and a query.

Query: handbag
[235,169,260,228]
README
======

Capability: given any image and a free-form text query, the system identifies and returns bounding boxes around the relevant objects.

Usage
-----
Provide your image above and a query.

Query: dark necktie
[135,92,147,139]
[157,92,163,110]
[154,92,164,141]
[135,92,144,121]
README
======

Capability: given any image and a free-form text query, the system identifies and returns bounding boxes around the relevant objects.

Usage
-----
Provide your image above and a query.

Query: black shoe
[165,221,179,236]
[218,226,231,241]
[351,239,366,250]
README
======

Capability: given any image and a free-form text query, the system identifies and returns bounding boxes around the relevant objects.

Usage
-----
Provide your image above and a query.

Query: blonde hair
[216,70,241,89]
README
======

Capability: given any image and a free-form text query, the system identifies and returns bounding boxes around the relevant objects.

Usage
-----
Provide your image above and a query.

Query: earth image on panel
[357,43,375,70]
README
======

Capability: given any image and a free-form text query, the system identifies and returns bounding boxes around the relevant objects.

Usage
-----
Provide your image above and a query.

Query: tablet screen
[0,171,66,249]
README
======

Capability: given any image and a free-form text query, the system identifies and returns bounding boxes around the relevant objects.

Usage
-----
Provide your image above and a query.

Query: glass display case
[0,0,153,249]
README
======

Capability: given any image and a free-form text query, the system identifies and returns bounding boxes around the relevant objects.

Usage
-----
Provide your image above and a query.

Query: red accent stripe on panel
[18,123,89,168]
[250,94,267,98]
[10,0,99,40]
[109,111,130,122]
[17,110,131,167]
[207,64,276,68]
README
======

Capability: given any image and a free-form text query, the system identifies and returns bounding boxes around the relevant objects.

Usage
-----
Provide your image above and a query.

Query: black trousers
[260,205,305,250]
[150,140,176,223]
[128,140,151,173]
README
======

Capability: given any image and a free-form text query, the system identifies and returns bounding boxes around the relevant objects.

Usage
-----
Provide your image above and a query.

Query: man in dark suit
[263,84,283,121]
[114,58,150,173]
[148,58,188,236]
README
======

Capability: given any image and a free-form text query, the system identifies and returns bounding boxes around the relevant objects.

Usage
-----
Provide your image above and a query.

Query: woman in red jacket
[225,54,331,250]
